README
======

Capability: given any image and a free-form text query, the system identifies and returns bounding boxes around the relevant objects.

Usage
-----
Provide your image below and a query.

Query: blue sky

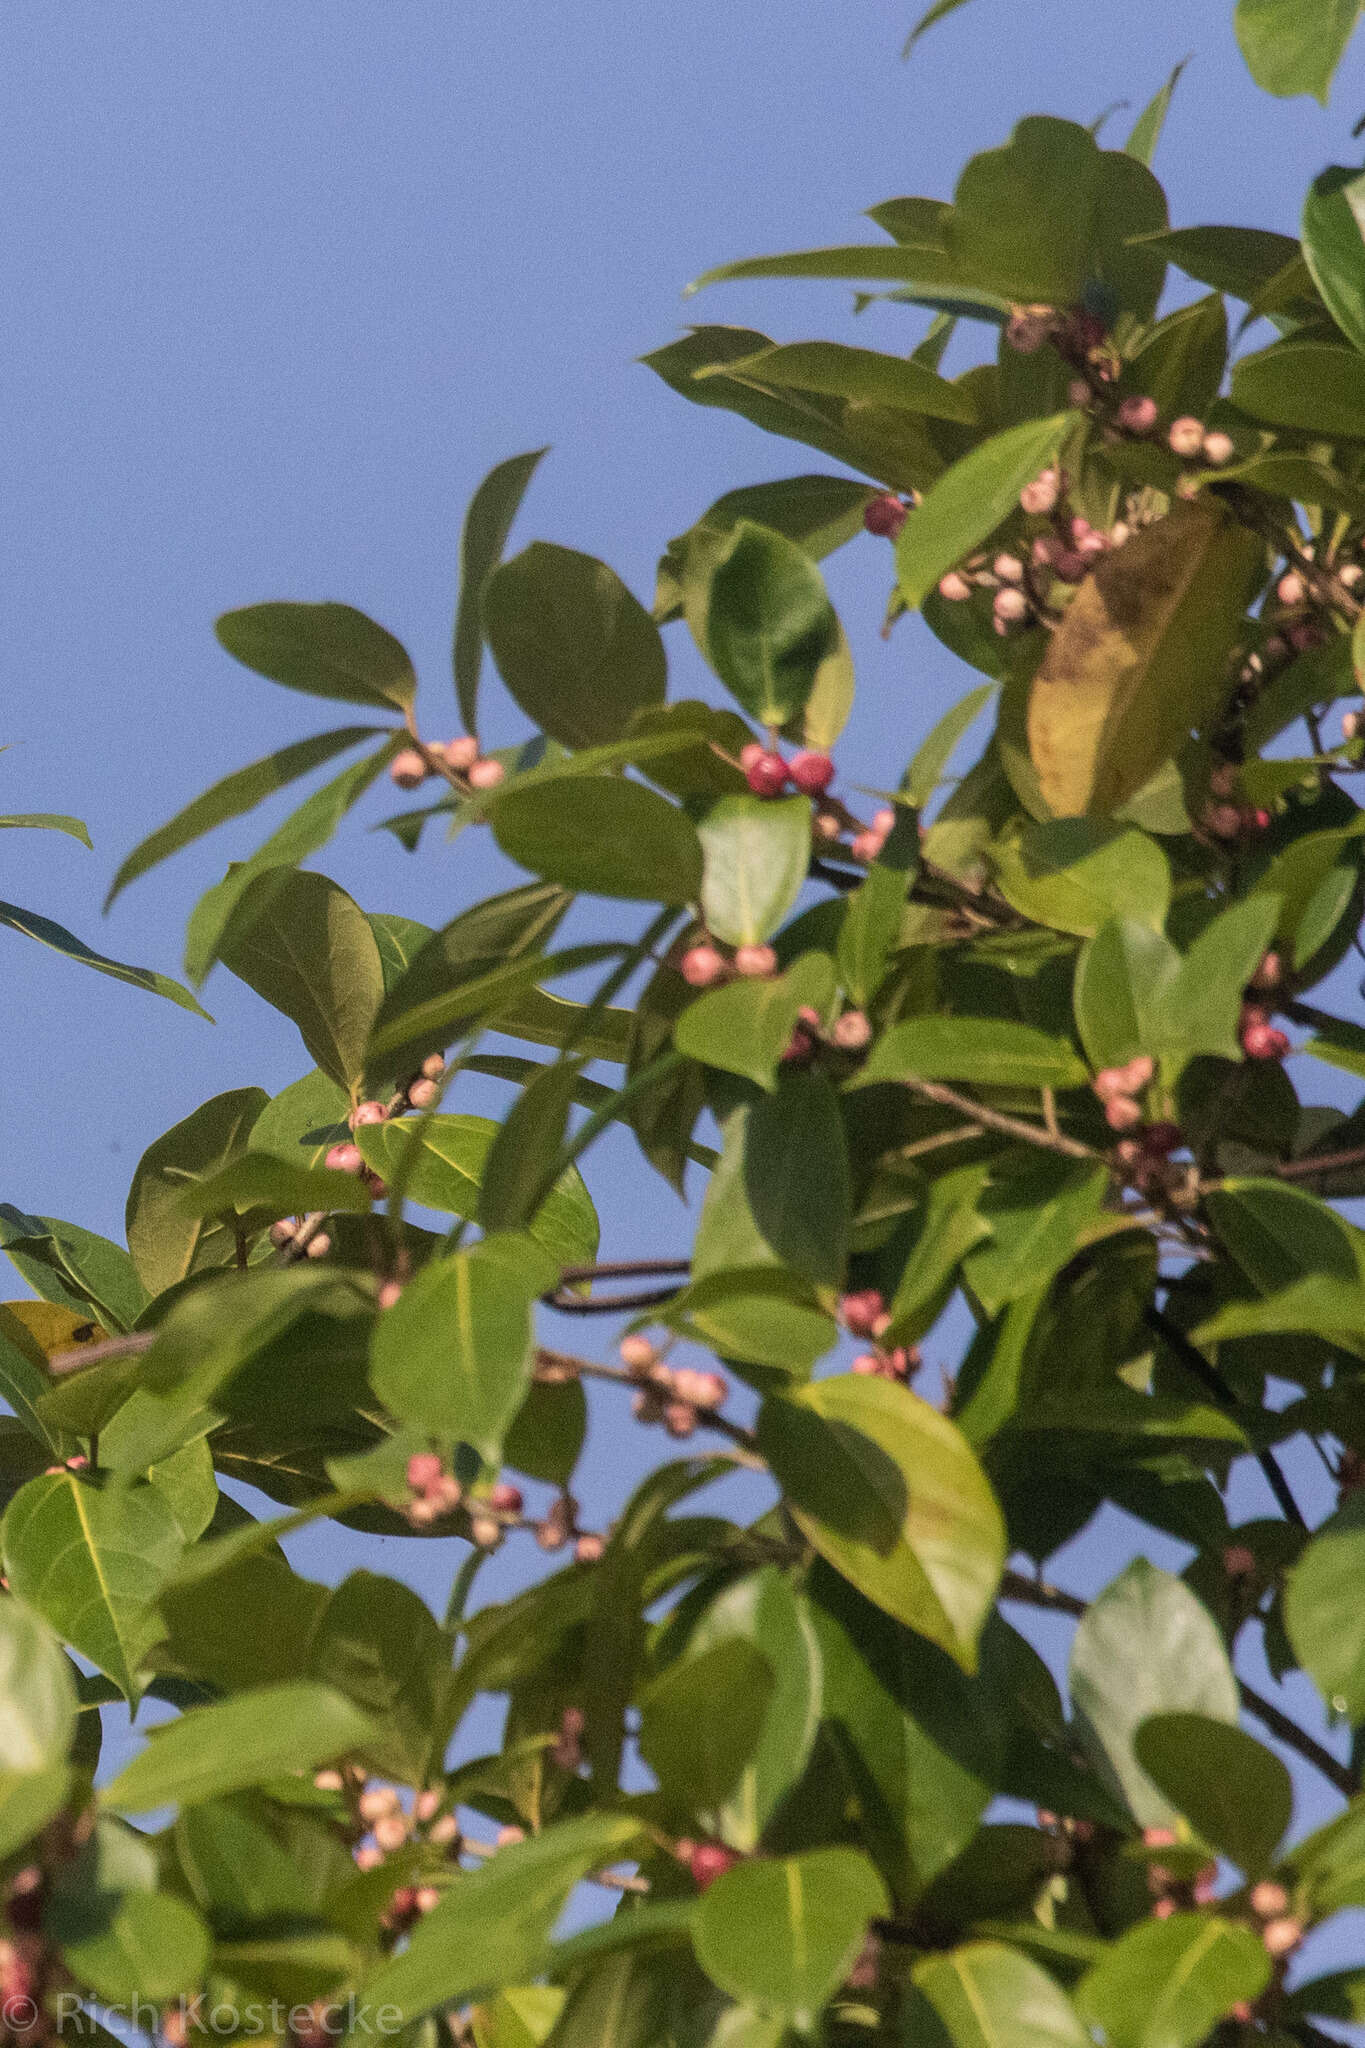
[6,0,1365,1982]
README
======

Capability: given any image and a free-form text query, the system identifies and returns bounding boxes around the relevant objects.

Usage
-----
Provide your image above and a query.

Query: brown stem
[1275,1145,1365,1182]
[535,1346,763,1461]
[895,1073,1100,1162]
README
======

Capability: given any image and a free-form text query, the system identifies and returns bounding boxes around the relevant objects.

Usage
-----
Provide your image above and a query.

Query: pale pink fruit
[269,1218,297,1247]
[488,1481,523,1515]
[1117,394,1158,434]
[350,1100,388,1127]
[937,570,973,602]
[1277,571,1306,607]
[443,735,480,770]
[377,1279,404,1310]
[1202,430,1234,466]
[467,756,506,789]
[496,1825,526,1849]
[733,944,778,978]
[619,1334,657,1372]
[993,587,1029,625]
[1168,417,1205,458]
[1250,1882,1290,1919]
[680,943,726,988]
[575,1533,605,1563]
[469,1514,502,1548]
[993,554,1024,585]
[1105,1097,1142,1131]
[1020,469,1061,516]
[305,1232,331,1259]
[406,1453,443,1491]
[406,1077,439,1110]
[422,1053,446,1079]
[389,748,428,790]
[325,1142,363,1175]
[832,1010,872,1050]
[1261,1917,1303,1958]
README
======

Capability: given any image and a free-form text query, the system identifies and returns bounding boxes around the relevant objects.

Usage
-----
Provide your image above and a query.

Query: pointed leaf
[705,341,977,423]
[216,602,416,711]
[1285,1495,1365,1720]
[357,1114,598,1267]
[693,1849,888,2032]
[1234,0,1362,102]
[483,543,667,749]
[125,1088,269,1297]
[1304,166,1365,354]
[3,1472,184,1704]
[491,778,703,904]
[851,1015,1088,1092]
[454,447,548,733]
[0,814,90,847]
[759,1375,1005,1668]
[218,869,385,1092]
[101,1683,378,1813]
[639,1638,776,1814]
[703,523,840,730]
[897,414,1076,609]
[0,900,208,1017]
[1125,59,1189,167]
[1232,339,1365,436]
[687,1568,823,1852]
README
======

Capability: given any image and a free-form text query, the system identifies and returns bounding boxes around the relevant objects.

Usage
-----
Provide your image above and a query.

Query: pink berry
[1241,1020,1289,1061]
[872,807,896,836]
[488,1481,523,1515]
[1168,417,1205,458]
[688,1843,740,1889]
[789,751,835,796]
[1119,1054,1155,1092]
[840,1290,886,1337]
[467,756,506,790]
[863,494,907,539]
[1345,710,1362,741]
[1250,1882,1290,1919]
[993,554,1024,585]
[1093,1068,1127,1101]
[1067,378,1093,408]
[1202,430,1234,466]
[407,1453,443,1492]
[1020,470,1061,516]
[739,741,766,768]
[469,1515,502,1548]
[745,751,790,798]
[680,942,726,988]
[850,830,883,862]
[993,587,1029,625]
[733,944,777,978]
[1105,1096,1142,1131]
[574,1533,605,1564]
[443,735,480,770]
[496,1825,526,1850]
[389,748,429,790]
[619,1334,657,1372]
[407,1077,439,1110]
[325,1142,363,1175]
[377,1279,404,1310]
[1250,951,1282,992]
[937,571,973,602]
[422,1053,446,1080]
[1117,395,1158,434]
[1050,548,1088,583]
[351,1101,388,1127]
[306,1231,332,1259]
[269,1218,297,1247]
[1261,1918,1302,1959]
[832,1010,872,1051]
[664,1401,698,1438]
[1277,571,1306,607]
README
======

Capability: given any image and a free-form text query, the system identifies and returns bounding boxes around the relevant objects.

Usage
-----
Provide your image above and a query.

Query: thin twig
[1144,1304,1307,1531]
[535,1346,763,1463]
[1276,1145,1365,1183]
[897,1073,1099,1162]
[459,1834,648,1893]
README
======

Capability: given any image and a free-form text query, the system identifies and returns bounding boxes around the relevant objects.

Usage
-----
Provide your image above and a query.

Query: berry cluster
[1239,1002,1289,1063]
[404,1452,464,1527]
[680,937,778,984]
[1141,1826,1218,1920]
[936,467,1125,634]
[840,1290,919,1382]
[621,1334,727,1439]
[739,741,836,799]
[389,735,505,793]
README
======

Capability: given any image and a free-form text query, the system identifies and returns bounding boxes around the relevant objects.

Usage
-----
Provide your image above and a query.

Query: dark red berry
[789,750,835,796]
[863,494,907,539]
[1241,1020,1289,1061]
[745,751,790,798]
[1141,1122,1182,1157]
[840,1289,886,1337]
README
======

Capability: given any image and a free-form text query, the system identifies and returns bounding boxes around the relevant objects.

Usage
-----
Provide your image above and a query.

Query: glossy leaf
[492,777,703,904]
[1132,1713,1292,1874]
[674,953,834,1092]
[697,793,812,948]
[639,1638,775,1814]
[368,1240,538,1462]
[484,543,667,750]
[1125,58,1188,167]
[852,1015,1088,1091]
[216,602,416,711]
[125,1087,269,1297]
[1232,339,1365,436]
[693,1849,888,2032]
[1069,1561,1239,1827]
[3,1471,184,1704]
[102,1683,378,1813]
[0,1594,76,1771]
[705,340,976,423]
[0,900,208,1017]
[759,1375,1005,1668]
[913,1942,1091,2048]
[357,1114,598,1268]
[454,447,548,733]
[1076,1914,1270,2048]
[992,821,1170,939]
[1234,0,1362,102]
[0,812,89,846]
[897,414,1076,609]
[105,727,381,909]
[703,522,840,730]
[217,869,385,1092]
[1304,166,1365,354]
[694,1075,850,1289]
[1285,1495,1365,1720]
[686,1568,822,1851]
[0,1208,148,1333]
[1074,920,1178,1071]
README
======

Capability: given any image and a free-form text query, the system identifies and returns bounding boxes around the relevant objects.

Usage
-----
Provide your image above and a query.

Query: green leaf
[0,1307,63,1453]
[368,1239,538,1462]
[183,738,397,985]
[101,1682,378,1813]
[1136,226,1301,302]
[913,1942,1091,2048]
[948,117,1102,305]
[357,1814,643,2025]
[703,341,977,424]
[0,1594,77,1770]
[216,602,416,711]
[0,1766,71,1862]
[1285,1495,1365,1720]
[837,805,919,1007]
[904,685,996,808]
[363,880,572,1079]
[703,523,840,732]
[2,1471,184,1704]
[483,543,667,749]
[478,1056,583,1237]
[454,447,548,733]
[661,1268,837,1379]
[177,1151,376,1223]
[54,1881,210,2005]
[125,1088,269,1297]
[1232,339,1365,436]
[1069,1561,1239,1828]
[992,821,1170,939]
[357,1115,598,1268]
[1076,1914,1270,2048]
[694,1076,850,1289]
[851,1015,1088,1092]
[1132,1714,1292,1874]
[0,812,90,847]
[1027,499,1263,817]
[686,1568,823,1852]
[105,727,381,910]
[639,1638,776,1814]
[693,1849,888,2032]
[655,476,871,625]
[248,1067,352,1167]
[1234,0,1362,102]
[0,899,209,1017]
[1125,58,1189,167]
[218,869,385,1092]
[492,778,703,904]
[1303,167,1365,355]
[697,793,812,947]
[964,1158,1108,1316]
[1123,295,1227,420]
[1074,920,1179,1070]
[901,0,979,58]
[1160,896,1282,1066]
[674,953,834,1092]
[1204,1177,1360,1294]
[759,1375,1005,1668]
[897,414,1076,610]
[0,1208,148,1333]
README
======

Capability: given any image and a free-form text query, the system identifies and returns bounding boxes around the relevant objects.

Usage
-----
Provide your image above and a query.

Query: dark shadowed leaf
[218,869,385,1092]
[1132,1714,1292,1874]
[454,447,548,733]
[101,1683,378,1813]
[484,543,667,749]
[703,523,840,730]
[125,1088,269,1297]
[492,779,702,905]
